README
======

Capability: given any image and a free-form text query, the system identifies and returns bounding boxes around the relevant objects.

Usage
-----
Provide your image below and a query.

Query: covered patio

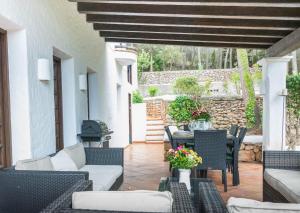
[0,0,299,213]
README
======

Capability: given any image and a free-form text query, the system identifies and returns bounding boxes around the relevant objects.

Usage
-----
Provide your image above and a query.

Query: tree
[137,50,151,72]
[237,49,256,128]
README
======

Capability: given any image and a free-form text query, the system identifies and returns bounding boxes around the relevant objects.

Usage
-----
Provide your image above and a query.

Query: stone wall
[286,113,300,146]
[140,69,237,85]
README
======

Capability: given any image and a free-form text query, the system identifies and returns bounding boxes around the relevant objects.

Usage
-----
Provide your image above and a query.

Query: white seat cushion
[64,143,86,169]
[51,150,78,171]
[264,169,300,203]
[79,165,123,191]
[15,156,53,171]
[227,197,300,213]
[72,190,173,212]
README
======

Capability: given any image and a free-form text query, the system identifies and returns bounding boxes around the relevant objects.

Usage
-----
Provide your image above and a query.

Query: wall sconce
[37,58,50,81]
[79,74,87,91]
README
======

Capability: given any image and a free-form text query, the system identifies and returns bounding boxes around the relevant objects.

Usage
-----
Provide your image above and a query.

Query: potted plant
[189,107,212,131]
[167,146,202,193]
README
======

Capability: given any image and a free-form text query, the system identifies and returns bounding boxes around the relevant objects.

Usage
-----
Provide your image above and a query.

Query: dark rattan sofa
[9,147,124,191]
[0,171,92,213]
[263,150,300,203]
[42,182,196,213]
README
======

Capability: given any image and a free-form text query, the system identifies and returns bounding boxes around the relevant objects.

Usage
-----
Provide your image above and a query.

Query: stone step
[146,120,164,125]
[147,124,165,130]
[146,141,164,144]
[146,130,165,135]
[146,135,164,141]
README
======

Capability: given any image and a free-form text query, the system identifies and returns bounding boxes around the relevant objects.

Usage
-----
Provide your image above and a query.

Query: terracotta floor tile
[121,143,263,202]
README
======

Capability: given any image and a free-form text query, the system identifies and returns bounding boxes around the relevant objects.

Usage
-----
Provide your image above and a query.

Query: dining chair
[229,124,239,137]
[165,125,177,149]
[227,127,247,186]
[194,130,228,192]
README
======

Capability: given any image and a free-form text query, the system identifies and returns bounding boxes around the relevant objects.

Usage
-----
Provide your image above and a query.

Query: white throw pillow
[72,190,173,212]
[227,197,300,213]
[15,156,53,171]
[51,150,78,171]
[164,125,179,141]
[64,143,86,169]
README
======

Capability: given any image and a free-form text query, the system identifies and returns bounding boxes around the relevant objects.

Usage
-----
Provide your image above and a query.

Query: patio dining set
[165,125,247,191]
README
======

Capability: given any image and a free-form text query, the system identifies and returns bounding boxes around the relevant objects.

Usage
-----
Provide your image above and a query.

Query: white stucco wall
[132,103,147,142]
[0,0,137,163]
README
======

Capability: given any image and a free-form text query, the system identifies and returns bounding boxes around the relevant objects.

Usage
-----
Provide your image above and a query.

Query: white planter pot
[178,169,191,193]
[189,120,211,131]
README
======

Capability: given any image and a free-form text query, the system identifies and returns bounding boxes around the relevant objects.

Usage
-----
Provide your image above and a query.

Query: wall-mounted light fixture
[79,74,87,91]
[37,58,51,81]
[279,88,288,96]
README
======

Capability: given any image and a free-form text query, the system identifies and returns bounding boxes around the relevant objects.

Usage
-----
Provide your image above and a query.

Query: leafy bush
[148,86,159,97]
[287,74,300,118]
[173,76,201,96]
[230,72,241,95]
[132,90,144,104]
[168,96,197,124]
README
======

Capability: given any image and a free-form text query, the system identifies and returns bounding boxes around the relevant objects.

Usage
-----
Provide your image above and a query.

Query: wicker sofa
[42,182,196,213]
[0,171,92,213]
[263,150,300,203]
[9,146,124,191]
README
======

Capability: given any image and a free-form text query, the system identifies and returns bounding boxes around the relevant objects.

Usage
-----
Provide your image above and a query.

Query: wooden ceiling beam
[105,37,270,48]
[87,14,300,29]
[99,31,278,44]
[71,0,300,4]
[267,28,300,57]
[94,24,289,38]
[78,2,300,19]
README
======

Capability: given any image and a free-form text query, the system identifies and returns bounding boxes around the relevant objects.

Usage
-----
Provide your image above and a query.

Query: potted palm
[167,146,202,193]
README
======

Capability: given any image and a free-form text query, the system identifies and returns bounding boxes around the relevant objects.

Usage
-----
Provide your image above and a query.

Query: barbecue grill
[78,120,113,148]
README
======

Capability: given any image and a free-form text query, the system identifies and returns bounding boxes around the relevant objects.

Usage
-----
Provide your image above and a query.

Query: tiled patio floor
[120,143,262,202]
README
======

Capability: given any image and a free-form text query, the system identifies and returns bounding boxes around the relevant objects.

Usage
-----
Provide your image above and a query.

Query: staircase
[146,118,165,143]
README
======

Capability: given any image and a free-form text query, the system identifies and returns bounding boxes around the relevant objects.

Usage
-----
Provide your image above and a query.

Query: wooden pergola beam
[78,2,300,19]
[105,37,270,48]
[100,31,278,44]
[267,28,300,57]
[87,14,299,29]
[71,0,300,4]
[94,24,290,38]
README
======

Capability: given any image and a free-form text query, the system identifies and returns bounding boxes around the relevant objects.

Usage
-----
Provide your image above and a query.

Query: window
[127,65,132,84]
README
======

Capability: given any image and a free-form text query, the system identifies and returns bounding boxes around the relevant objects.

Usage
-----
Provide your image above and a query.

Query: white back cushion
[51,150,78,171]
[227,197,300,213]
[164,125,179,141]
[15,156,53,171]
[72,191,173,212]
[64,143,86,169]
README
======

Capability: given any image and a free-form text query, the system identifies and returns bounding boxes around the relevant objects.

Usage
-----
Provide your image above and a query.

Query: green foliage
[203,79,212,96]
[173,77,201,96]
[168,96,198,124]
[148,86,159,97]
[132,90,144,104]
[223,81,229,94]
[252,64,263,82]
[286,74,300,119]
[230,72,241,95]
[237,49,256,128]
[137,50,151,73]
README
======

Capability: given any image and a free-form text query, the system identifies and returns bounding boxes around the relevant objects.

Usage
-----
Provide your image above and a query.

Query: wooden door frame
[0,28,12,168]
[53,56,64,151]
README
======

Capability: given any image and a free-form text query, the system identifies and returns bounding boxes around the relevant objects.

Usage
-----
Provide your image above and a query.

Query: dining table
[172,130,240,186]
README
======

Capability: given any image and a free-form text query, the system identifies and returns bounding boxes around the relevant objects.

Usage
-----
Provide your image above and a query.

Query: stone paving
[120,143,263,202]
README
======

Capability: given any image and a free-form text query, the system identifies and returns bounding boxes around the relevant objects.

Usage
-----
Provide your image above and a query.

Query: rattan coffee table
[159,177,228,213]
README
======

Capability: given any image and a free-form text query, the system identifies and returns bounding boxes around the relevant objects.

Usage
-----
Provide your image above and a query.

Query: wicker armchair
[8,148,124,191]
[42,182,196,213]
[263,151,300,203]
[0,171,92,213]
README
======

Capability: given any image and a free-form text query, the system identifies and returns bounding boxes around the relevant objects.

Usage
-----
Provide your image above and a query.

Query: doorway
[53,56,64,151]
[0,28,11,168]
[128,93,132,144]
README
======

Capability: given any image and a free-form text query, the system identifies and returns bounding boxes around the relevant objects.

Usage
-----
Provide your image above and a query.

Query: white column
[258,57,291,151]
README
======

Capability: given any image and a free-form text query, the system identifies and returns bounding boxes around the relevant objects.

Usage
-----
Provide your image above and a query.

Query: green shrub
[148,86,159,97]
[287,73,300,118]
[132,90,144,104]
[173,76,201,96]
[168,96,197,124]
